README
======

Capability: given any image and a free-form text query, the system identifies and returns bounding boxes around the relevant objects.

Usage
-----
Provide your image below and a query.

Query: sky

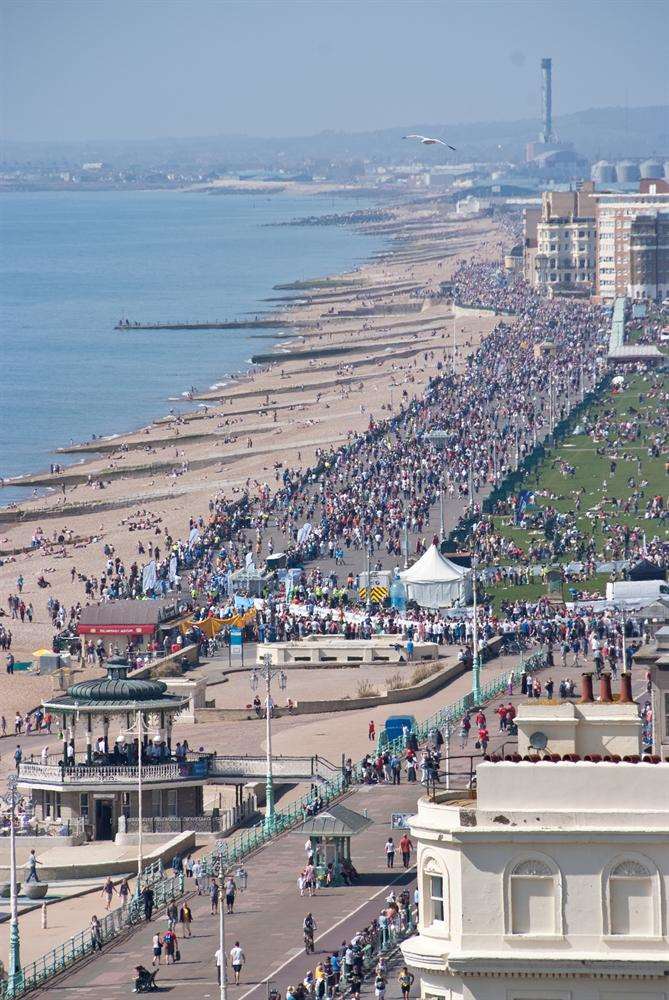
[2,0,668,142]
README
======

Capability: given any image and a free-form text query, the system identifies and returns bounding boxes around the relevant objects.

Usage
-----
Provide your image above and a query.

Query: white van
[606,579,669,607]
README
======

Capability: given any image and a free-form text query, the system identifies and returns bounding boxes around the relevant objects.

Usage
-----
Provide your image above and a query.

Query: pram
[133,966,158,992]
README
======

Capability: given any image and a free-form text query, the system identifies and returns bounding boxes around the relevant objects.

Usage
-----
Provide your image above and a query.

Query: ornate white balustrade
[18,761,190,785]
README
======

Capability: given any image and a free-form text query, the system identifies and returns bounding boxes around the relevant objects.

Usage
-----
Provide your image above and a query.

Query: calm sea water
[0,189,381,501]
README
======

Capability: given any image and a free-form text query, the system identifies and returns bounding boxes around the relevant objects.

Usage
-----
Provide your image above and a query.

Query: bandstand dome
[42,657,187,714]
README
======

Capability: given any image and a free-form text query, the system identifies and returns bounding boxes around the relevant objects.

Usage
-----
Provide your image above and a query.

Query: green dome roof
[67,657,167,704]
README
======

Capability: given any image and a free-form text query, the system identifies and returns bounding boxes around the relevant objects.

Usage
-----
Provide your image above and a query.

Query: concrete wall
[199,659,468,720]
[0,831,195,883]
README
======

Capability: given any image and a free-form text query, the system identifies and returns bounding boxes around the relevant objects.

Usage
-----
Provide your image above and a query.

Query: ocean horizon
[0,189,381,504]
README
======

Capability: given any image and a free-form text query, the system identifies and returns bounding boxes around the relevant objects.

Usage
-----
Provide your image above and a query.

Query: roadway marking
[236,865,416,1000]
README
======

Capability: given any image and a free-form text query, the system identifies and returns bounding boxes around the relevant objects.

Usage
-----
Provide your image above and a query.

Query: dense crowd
[7,251,666,670]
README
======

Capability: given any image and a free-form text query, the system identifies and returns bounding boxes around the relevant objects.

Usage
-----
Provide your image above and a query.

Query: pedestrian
[230,941,245,985]
[163,927,178,964]
[399,832,413,869]
[368,720,376,742]
[119,878,130,910]
[225,874,236,914]
[397,967,415,1000]
[90,914,103,952]
[166,901,178,931]
[210,879,219,915]
[215,946,225,985]
[374,971,387,1000]
[26,849,40,883]
[151,931,163,966]
[101,876,116,910]
[384,837,395,869]
[179,902,193,937]
[142,885,154,922]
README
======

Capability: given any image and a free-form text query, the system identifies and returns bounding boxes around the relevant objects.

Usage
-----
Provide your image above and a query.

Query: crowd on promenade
[5,252,665,681]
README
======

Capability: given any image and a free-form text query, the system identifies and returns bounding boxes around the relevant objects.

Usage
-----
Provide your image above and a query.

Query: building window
[429,875,445,922]
[664,693,669,737]
[422,857,448,931]
[506,857,562,936]
[80,793,89,820]
[606,858,660,937]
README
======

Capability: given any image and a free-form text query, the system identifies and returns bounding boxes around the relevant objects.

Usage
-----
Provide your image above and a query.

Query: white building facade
[402,694,669,999]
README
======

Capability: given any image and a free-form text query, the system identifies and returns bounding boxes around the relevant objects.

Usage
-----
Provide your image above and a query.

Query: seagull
[403,133,456,150]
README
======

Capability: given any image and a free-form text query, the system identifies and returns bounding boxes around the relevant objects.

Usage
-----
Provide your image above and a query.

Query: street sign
[230,628,243,648]
[391,812,411,829]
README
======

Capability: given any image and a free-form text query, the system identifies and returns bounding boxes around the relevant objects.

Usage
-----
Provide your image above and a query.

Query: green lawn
[479,372,668,607]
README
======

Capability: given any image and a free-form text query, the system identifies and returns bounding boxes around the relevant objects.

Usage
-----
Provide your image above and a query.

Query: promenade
[35,783,420,998]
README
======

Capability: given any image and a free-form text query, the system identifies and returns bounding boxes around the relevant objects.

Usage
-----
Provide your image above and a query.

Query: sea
[0,189,382,503]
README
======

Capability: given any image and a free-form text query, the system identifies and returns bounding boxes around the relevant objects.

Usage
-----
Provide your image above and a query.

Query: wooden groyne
[115,319,299,331]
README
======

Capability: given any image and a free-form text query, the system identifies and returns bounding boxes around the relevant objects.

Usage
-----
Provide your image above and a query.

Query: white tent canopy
[399,544,473,609]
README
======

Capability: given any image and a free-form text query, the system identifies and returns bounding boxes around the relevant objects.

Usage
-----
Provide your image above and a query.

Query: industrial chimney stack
[541,57,553,143]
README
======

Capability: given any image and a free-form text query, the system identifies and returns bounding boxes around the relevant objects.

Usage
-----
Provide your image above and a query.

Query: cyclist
[303,912,316,953]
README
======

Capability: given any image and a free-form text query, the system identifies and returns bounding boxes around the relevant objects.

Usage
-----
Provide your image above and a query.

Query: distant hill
[2,105,667,169]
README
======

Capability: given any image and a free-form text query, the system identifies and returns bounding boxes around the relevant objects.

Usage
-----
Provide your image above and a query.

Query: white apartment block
[402,676,669,1000]
[593,183,669,302]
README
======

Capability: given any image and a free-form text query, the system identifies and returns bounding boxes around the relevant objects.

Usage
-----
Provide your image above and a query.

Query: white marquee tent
[399,544,473,609]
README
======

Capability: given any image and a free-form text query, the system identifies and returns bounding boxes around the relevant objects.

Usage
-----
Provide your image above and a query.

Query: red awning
[77,624,156,636]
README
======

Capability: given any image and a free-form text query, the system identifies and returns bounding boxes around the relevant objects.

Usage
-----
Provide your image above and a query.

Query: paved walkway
[36,783,420,998]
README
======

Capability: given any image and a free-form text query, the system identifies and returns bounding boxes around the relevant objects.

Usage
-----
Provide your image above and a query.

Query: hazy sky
[2,0,667,142]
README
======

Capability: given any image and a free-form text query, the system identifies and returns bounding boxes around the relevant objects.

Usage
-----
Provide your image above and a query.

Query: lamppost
[451,313,457,374]
[4,775,23,993]
[217,854,249,1000]
[365,540,372,613]
[251,656,287,831]
[122,710,147,897]
[439,490,445,540]
[470,555,481,704]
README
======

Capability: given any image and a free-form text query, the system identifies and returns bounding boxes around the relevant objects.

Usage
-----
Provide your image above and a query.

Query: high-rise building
[401,676,669,1000]
[592,180,669,301]
[523,183,596,293]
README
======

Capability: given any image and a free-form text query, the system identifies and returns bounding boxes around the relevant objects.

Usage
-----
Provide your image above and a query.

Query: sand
[0,201,507,716]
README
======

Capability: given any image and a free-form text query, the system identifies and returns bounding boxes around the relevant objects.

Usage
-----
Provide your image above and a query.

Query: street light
[120,711,147,896]
[470,555,481,704]
[216,853,249,1000]
[251,657,287,831]
[3,775,23,993]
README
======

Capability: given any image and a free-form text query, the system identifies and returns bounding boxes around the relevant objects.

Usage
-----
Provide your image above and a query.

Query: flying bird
[403,134,456,150]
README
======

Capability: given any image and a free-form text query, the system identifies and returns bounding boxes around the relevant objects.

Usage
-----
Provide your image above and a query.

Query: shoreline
[1,195,387,505]
[0,197,508,684]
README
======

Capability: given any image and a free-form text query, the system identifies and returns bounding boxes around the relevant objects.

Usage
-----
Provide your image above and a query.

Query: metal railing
[208,754,336,781]
[374,649,546,760]
[17,760,207,785]
[0,866,182,1000]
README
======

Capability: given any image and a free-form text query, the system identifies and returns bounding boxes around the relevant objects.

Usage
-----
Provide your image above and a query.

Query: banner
[142,560,157,594]
[514,490,533,525]
[188,527,201,549]
[168,554,178,582]
[297,522,312,546]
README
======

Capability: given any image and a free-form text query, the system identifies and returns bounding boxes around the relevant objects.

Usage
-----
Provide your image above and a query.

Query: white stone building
[402,676,669,999]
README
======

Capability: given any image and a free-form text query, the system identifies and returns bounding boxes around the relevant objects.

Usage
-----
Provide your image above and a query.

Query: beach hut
[399,544,472,609]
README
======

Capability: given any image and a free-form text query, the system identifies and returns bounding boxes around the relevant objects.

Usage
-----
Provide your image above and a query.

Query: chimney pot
[599,673,613,703]
[619,672,633,703]
[580,672,594,702]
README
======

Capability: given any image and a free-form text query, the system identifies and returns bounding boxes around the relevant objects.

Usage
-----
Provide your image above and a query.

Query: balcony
[18,758,210,790]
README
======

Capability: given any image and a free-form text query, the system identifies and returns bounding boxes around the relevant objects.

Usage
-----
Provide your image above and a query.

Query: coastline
[0,196,508,691]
